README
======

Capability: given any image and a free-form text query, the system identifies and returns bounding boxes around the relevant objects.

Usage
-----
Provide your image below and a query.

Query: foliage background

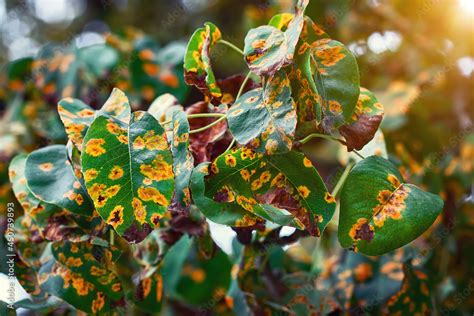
[0,0,472,314]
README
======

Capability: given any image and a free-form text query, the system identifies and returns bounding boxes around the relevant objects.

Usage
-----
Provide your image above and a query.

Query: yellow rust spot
[132,198,147,224]
[240,169,251,181]
[142,277,152,298]
[315,43,346,67]
[91,292,105,313]
[84,169,98,182]
[354,263,373,282]
[387,174,401,188]
[303,157,313,168]
[108,166,124,180]
[39,162,54,172]
[297,185,311,198]
[107,205,124,229]
[106,121,125,135]
[140,157,173,182]
[137,187,169,206]
[90,266,106,276]
[373,185,410,227]
[224,154,237,167]
[324,192,336,204]
[105,185,121,198]
[85,138,106,157]
[349,218,374,242]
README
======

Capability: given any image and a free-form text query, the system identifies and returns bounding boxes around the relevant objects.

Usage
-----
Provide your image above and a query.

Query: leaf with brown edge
[338,156,443,255]
[82,110,174,243]
[204,148,336,236]
[339,88,384,151]
[184,22,222,100]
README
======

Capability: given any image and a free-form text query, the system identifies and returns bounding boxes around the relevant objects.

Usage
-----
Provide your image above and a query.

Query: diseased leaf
[205,148,336,236]
[25,145,94,216]
[387,262,432,314]
[82,111,174,243]
[148,93,183,123]
[339,88,384,151]
[50,241,123,300]
[133,266,163,313]
[227,70,297,155]
[338,156,443,255]
[184,22,222,100]
[190,163,260,227]
[9,154,57,225]
[38,253,121,313]
[58,88,131,150]
[244,0,308,76]
[312,39,360,130]
[170,109,194,206]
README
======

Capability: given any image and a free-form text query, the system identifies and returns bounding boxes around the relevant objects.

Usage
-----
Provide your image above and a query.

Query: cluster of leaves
[3,1,451,315]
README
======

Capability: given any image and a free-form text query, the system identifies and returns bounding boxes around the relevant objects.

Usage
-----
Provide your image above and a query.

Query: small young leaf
[338,156,443,255]
[184,22,222,100]
[227,70,297,155]
[25,145,94,216]
[339,88,384,151]
[82,111,174,243]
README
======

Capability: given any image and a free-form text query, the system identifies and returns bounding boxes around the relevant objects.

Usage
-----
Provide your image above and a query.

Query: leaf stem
[187,113,226,119]
[109,230,115,246]
[236,71,252,100]
[331,161,355,198]
[189,115,227,134]
[225,138,236,152]
[219,39,244,56]
[299,133,346,145]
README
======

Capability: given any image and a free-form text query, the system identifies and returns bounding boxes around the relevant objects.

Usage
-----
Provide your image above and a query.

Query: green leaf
[244,0,308,76]
[39,241,123,314]
[58,88,131,151]
[190,163,260,226]
[184,22,222,100]
[148,93,183,123]
[338,156,443,255]
[170,109,194,206]
[387,263,432,314]
[9,154,57,224]
[25,145,94,216]
[312,39,360,130]
[339,88,384,151]
[133,266,163,313]
[50,241,123,301]
[227,70,297,155]
[82,111,174,243]
[205,148,336,236]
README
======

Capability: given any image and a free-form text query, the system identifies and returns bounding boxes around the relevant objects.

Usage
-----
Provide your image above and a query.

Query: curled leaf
[184,22,222,100]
